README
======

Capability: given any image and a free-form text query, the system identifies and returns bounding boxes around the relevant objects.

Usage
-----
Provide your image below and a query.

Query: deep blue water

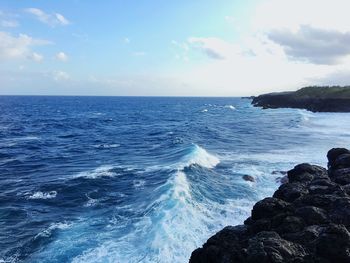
[1,96,350,263]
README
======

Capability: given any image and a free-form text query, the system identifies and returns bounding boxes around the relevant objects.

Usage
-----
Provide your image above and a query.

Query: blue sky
[1,0,350,96]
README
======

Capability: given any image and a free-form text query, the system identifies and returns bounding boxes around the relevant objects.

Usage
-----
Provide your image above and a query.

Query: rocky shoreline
[189,148,350,263]
[251,86,350,112]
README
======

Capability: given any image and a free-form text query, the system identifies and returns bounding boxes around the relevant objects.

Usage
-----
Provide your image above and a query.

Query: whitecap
[74,166,116,179]
[35,222,72,239]
[28,191,57,200]
[94,144,120,149]
[201,109,208,112]
[225,105,236,110]
[180,144,220,169]
[133,179,146,190]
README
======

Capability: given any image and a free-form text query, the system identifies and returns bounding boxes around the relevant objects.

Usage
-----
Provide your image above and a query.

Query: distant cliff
[252,86,350,112]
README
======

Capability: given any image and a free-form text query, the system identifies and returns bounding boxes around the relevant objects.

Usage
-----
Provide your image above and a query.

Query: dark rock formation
[242,175,255,182]
[189,148,350,263]
[251,86,350,112]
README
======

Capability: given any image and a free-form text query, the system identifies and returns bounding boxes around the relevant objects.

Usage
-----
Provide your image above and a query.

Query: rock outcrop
[251,86,350,112]
[190,148,350,263]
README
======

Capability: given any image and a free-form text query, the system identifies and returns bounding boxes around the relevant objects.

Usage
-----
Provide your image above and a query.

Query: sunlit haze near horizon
[1,0,350,96]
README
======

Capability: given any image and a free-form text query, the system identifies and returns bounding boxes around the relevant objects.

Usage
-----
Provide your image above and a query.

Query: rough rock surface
[190,148,350,263]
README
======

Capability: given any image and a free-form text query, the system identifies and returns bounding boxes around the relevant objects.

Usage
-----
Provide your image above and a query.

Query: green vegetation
[294,86,350,99]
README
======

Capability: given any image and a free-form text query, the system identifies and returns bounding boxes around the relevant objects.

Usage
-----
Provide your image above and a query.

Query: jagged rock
[275,175,289,184]
[273,183,308,202]
[251,198,293,221]
[272,171,287,175]
[295,206,328,225]
[189,148,350,263]
[246,231,307,263]
[329,168,350,185]
[242,175,255,182]
[288,163,327,183]
[327,148,350,168]
[315,224,350,262]
[332,153,350,169]
[189,225,248,263]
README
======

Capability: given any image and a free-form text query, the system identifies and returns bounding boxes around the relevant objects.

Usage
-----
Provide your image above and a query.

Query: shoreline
[251,86,350,112]
[190,148,350,263]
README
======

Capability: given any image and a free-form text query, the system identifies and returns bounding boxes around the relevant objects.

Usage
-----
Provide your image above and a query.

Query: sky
[1,0,350,96]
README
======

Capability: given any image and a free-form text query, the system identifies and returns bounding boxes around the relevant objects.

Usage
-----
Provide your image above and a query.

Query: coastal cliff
[189,148,350,263]
[252,86,350,112]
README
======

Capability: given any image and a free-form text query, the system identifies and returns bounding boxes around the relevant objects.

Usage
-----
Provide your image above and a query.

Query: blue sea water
[1,96,350,263]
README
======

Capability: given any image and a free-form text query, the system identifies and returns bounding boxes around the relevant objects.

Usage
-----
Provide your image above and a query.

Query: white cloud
[55,13,70,25]
[55,51,68,62]
[25,8,70,27]
[0,31,50,61]
[1,20,19,28]
[252,0,350,33]
[168,0,350,95]
[268,25,350,64]
[0,10,19,28]
[188,37,242,60]
[53,70,70,81]
[28,52,43,62]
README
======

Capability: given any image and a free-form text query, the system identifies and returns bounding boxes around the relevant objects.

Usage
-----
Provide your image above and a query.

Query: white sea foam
[201,109,208,112]
[35,222,71,239]
[181,144,220,169]
[225,105,236,110]
[74,166,116,179]
[28,191,57,200]
[71,169,255,263]
[94,144,120,149]
[133,179,146,190]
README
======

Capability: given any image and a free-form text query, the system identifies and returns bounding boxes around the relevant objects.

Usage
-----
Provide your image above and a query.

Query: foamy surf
[180,144,220,169]
[28,191,57,200]
[74,166,116,179]
[69,167,257,263]
[35,222,72,239]
[225,105,236,110]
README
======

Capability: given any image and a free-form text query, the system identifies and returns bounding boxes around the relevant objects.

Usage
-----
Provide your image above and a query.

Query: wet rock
[333,153,350,169]
[295,206,328,225]
[327,148,350,168]
[247,231,307,263]
[315,224,350,263]
[273,183,308,202]
[272,170,287,175]
[329,168,350,185]
[251,198,293,221]
[275,175,289,184]
[288,163,327,183]
[189,225,248,263]
[242,175,255,182]
[190,148,350,263]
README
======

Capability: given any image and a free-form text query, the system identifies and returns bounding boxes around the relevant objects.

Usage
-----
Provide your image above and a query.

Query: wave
[74,166,116,179]
[180,144,220,169]
[35,222,72,239]
[94,144,120,149]
[133,179,146,190]
[225,105,236,110]
[28,191,57,200]
[70,168,254,263]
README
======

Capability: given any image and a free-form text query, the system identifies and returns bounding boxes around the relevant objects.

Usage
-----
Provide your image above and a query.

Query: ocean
[1,96,350,263]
